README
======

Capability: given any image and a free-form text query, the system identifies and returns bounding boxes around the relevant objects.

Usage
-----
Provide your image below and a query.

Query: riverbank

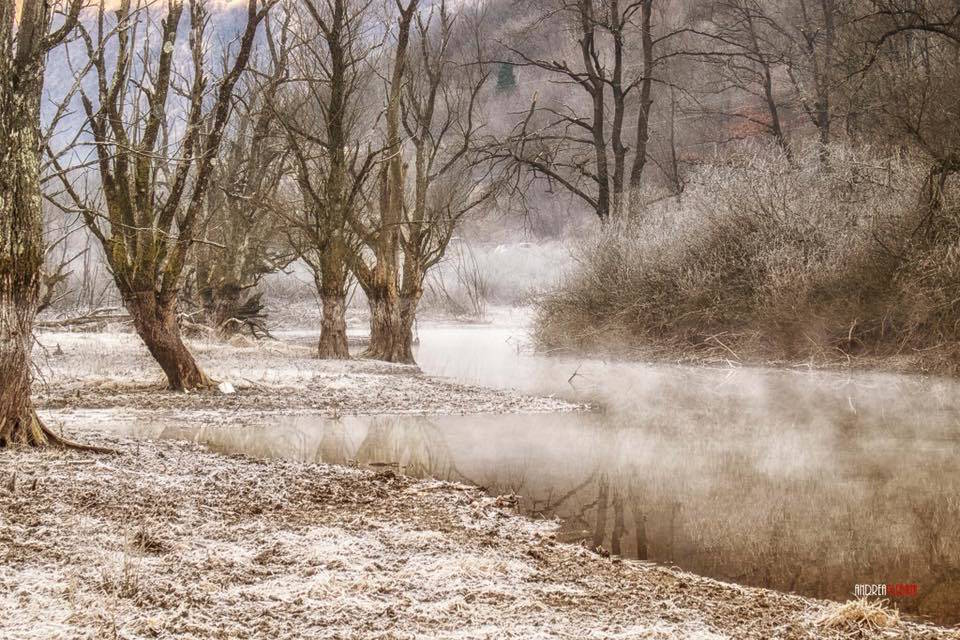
[530,328,960,379]
[2,432,955,640]
[32,329,578,420]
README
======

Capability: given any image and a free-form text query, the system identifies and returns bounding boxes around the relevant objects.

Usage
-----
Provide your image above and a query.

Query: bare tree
[854,0,960,218]
[0,0,84,446]
[345,0,418,362]
[785,0,839,162]
[190,61,291,337]
[53,0,273,390]
[346,0,494,363]
[274,0,381,359]
[480,0,687,221]
[392,1,495,360]
[698,0,794,156]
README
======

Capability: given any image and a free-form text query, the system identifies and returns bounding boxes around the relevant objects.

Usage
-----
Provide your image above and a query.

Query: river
[110,313,960,624]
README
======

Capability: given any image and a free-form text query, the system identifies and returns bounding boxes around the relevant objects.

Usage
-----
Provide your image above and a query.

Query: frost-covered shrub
[535,143,960,371]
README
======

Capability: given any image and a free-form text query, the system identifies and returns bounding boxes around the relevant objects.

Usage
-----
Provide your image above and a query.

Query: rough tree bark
[315,248,350,359]
[124,291,211,390]
[0,82,47,445]
[0,0,84,447]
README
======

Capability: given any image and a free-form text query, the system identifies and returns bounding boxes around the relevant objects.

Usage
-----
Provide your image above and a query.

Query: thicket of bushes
[535,145,960,373]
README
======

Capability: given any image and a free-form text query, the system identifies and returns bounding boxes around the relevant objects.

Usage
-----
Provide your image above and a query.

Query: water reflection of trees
[351,416,462,481]
[157,401,960,625]
[493,447,960,625]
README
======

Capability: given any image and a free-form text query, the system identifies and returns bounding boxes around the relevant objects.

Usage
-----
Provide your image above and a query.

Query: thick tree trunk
[319,294,349,359]
[209,284,243,334]
[316,252,350,360]
[365,287,412,364]
[202,281,265,337]
[0,41,47,446]
[357,2,416,363]
[124,292,211,391]
[0,291,49,447]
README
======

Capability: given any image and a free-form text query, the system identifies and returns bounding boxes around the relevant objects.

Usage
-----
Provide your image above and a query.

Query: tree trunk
[319,293,349,359]
[362,5,414,364]
[1,0,90,448]
[398,292,421,364]
[629,0,654,200]
[0,280,48,446]
[209,283,243,334]
[0,39,48,446]
[316,251,350,359]
[366,287,411,363]
[398,264,424,364]
[124,292,212,391]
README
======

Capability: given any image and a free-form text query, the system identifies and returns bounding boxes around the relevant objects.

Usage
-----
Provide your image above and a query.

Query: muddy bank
[33,330,578,419]
[2,433,954,640]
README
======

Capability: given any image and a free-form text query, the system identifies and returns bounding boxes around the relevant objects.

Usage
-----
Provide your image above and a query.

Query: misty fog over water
[98,317,960,625]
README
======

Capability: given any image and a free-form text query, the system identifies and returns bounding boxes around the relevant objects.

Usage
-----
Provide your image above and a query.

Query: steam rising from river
[104,319,960,624]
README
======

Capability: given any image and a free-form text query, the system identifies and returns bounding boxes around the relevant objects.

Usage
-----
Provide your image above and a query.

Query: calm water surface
[113,317,960,624]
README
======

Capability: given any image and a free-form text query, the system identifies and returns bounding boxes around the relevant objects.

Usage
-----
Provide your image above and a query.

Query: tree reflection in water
[146,392,959,625]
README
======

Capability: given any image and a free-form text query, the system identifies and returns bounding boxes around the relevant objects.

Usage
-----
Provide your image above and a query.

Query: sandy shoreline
[3,433,956,640]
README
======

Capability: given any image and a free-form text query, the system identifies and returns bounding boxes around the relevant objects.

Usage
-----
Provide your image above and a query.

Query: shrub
[535,143,960,372]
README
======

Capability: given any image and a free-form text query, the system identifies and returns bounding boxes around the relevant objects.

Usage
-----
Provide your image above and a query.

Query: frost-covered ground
[32,328,577,422]
[13,324,959,638]
[2,433,955,640]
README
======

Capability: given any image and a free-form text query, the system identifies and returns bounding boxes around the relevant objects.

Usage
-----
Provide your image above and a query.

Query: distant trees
[482,0,682,221]
[854,1,960,215]
[1,0,84,446]
[531,0,960,369]
[53,0,272,390]
[700,1,794,156]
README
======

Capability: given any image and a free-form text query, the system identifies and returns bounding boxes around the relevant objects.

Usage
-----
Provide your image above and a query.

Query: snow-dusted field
[3,434,954,640]
[5,325,958,638]
[31,328,578,426]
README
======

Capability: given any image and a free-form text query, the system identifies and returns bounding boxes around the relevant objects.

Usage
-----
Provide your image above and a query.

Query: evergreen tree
[496,62,516,93]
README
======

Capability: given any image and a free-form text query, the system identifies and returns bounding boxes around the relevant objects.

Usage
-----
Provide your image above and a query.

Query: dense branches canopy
[51,0,274,390]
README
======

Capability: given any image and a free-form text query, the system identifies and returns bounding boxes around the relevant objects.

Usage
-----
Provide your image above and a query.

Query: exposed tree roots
[0,409,113,453]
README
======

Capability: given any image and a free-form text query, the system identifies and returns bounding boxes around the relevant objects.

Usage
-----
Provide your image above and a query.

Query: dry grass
[817,599,901,635]
[535,143,960,374]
